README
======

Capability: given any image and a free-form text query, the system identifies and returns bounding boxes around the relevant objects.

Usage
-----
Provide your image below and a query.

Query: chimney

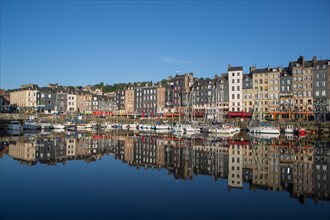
[249,65,256,73]
[228,64,231,70]
[312,56,317,64]
[298,56,304,66]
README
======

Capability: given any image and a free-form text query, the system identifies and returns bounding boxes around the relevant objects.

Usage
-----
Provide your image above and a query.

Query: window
[237,94,240,99]
[232,86,235,91]
[237,72,240,76]
[232,94,235,99]
[232,73,235,77]
[323,165,327,171]
[316,81,320,87]
[232,79,235,83]
[237,79,240,83]
[315,91,319,96]
[237,86,240,91]
[322,90,326,96]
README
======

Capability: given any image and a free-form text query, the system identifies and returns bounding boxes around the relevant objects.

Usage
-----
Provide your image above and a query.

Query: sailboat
[248,103,280,135]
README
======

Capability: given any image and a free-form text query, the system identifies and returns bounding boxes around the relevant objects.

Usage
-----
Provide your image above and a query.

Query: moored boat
[285,125,294,133]
[248,125,280,134]
[64,121,77,130]
[23,119,41,130]
[7,121,23,131]
[248,132,280,140]
[183,124,200,133]
[155,124,171,130]
[294,127,306,135]
[52,123,65,129]
[39,121,53,129]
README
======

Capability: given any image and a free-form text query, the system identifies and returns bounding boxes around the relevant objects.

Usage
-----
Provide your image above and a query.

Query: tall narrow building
[228,65,243,112]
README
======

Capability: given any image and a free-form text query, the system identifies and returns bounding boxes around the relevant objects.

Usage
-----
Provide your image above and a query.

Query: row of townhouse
[8,74,194,117]
[7,56,330,120]
[9,84,116,115]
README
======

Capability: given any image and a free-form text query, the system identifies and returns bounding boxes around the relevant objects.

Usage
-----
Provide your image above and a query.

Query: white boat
[248,99,280,135]
[39,121,53,129]
[76,123,86,130]
[209,125,235,134]
[64,122,76,130]
[23,119,40,130]
[52,123,65,129]
[248,132,280,140]
[52,128,65,133]
[285,125,294,133]
[248,125,280,134]
[156,124,171,130]
[7,121,23,131]
[183,124,200,133]
[248,109,280,135]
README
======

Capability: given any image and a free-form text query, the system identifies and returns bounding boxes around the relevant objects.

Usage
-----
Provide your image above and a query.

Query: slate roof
[228,66,243,71]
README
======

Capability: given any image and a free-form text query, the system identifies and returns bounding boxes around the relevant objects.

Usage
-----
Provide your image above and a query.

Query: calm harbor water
[0,130,329,220]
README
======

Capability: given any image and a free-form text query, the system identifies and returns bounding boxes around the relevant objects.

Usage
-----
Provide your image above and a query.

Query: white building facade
[67,94,76,112]
[228,65,243,112]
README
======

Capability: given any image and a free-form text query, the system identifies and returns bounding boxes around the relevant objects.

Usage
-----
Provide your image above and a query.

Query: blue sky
[1,0,329,90]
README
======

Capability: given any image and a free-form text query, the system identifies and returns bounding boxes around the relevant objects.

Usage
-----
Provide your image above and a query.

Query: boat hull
[249,126,280,134]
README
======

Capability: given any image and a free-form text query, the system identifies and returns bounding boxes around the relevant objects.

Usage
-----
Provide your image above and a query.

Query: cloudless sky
[1,0,329,90]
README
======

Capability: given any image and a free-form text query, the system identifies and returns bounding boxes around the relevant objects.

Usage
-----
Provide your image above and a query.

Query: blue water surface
[1,153,329,220]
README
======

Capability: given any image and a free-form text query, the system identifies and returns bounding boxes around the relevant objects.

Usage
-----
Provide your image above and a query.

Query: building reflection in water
[1,131,329,203]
